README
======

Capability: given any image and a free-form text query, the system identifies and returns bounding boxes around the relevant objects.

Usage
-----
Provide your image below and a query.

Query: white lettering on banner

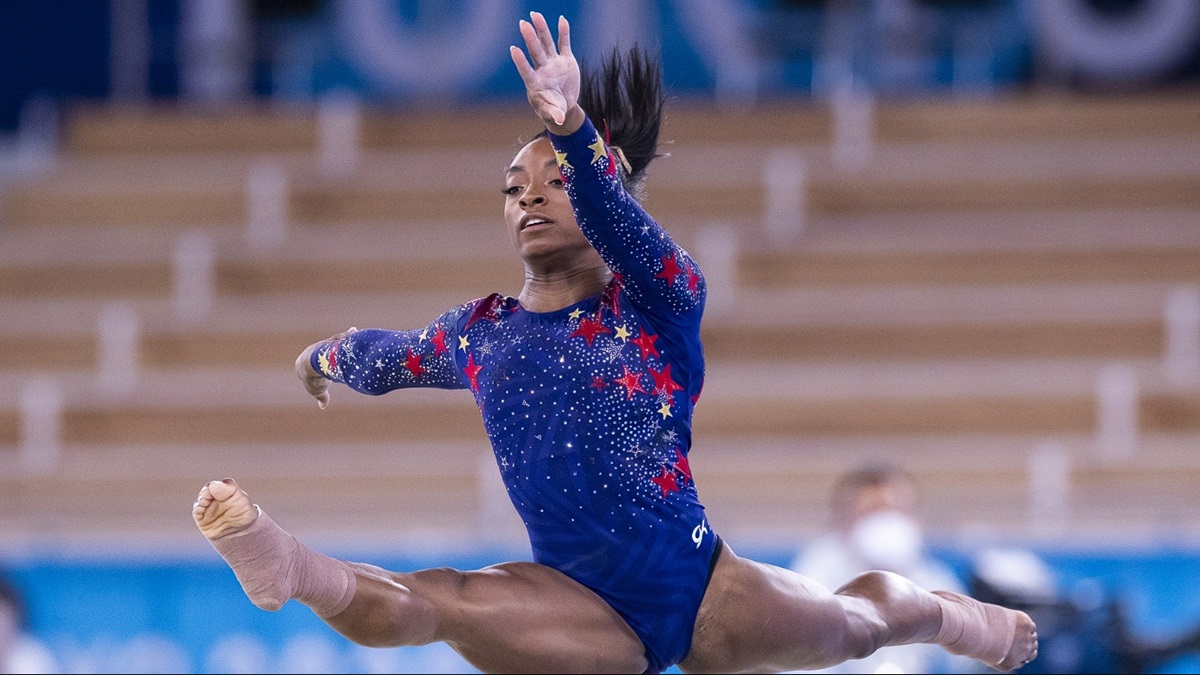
[333,0,518,95]
[692,519,709,548]
[1035,0,1200,81]
[333,0,760,101]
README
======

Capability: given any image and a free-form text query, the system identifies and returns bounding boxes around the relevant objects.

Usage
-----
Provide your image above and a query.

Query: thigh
[678,543,865,674]
[396,561,648,674]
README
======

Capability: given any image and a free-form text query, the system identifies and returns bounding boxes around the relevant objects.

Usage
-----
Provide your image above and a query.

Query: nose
[519,190,546,209]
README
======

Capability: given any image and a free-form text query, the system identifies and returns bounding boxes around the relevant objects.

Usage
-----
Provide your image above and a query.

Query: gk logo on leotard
[691,519,708,548]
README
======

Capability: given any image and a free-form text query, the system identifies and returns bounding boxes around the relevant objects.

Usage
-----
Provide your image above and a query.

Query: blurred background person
[789,463,974,674]
[0,574,57,675]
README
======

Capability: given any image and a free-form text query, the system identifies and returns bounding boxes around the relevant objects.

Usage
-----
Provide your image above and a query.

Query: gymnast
[193,12,1037,674]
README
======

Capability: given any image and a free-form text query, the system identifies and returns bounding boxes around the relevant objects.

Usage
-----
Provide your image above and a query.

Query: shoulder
[462,293,519,330]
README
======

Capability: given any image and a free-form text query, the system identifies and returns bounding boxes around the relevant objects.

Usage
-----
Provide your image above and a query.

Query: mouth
[520,215,554,231]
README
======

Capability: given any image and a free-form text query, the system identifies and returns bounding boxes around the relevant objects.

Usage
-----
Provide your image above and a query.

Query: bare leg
[679,542,1037,674]
[192,478,648,674]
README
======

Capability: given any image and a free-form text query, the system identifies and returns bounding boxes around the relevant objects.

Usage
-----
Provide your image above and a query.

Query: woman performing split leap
[193,12,1037,674]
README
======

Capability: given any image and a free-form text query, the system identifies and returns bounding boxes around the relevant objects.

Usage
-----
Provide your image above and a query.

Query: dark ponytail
[579,45,665,197]
[530,45,667,200]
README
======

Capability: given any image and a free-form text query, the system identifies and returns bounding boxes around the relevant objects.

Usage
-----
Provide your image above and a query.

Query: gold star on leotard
[658,402,673,419]
[554,149,572,170]
[588,134,606,164]
[317,351,332,376]
[568,308,584,320]
[458,335,470,351]
[614,324,631,342]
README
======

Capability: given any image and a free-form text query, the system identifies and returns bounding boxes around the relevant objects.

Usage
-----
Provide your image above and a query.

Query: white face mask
[850,509,923,573]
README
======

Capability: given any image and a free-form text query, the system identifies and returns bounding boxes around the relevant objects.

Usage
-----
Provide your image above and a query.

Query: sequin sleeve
[548,118,706,325]
[309,303,473,395]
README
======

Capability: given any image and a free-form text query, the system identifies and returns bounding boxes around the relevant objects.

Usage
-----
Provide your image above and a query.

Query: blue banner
[5,546,1200,674]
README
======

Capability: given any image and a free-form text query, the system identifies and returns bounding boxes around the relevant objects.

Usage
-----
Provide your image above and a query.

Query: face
[834,478,919,532]
[503,137,594,264]
[849,481,917,524]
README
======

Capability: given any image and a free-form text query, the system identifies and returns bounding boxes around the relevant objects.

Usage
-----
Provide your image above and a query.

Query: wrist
[545,105,586,137]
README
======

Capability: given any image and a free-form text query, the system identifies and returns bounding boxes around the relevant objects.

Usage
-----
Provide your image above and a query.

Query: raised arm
[510,13,705,321]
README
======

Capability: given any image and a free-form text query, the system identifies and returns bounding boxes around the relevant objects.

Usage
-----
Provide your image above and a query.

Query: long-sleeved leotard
[312,118,715,673]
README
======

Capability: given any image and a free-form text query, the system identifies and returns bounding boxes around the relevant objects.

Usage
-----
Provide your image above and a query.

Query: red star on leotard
[613,365,646,400]
[570,315,612,347]
[673,447,692,482]
[629,328,659,361]
[326,343,339,374]
[655,253,683,286]
[403,349,425,378]
[431,325,448,356]
[465,294,506,330]
[599,280,622,318]
[685,263,702,298]
[591,375,608,391]
[651,466,680,498]
[463,352,483,392]
[649,363,684,403]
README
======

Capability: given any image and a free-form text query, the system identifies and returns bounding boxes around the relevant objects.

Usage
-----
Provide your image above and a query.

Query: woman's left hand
[510,12,585,135]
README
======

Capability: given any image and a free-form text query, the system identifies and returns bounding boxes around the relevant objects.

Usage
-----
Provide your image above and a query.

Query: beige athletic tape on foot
[209,506,357,618]
[932,590,1017,667]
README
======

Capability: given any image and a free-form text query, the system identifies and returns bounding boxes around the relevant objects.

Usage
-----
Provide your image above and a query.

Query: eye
[549,178,563,188]
[502,185,521,196]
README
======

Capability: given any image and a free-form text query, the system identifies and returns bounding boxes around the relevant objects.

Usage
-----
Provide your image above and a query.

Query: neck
[518,262,612,313]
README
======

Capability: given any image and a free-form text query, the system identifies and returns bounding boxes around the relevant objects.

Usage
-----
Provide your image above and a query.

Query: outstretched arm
[295,310,470,408]
[510,13,706,322]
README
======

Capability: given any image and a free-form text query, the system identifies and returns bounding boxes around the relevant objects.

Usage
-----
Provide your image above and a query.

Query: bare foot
[193,478,258,540]
[933,590,1038,672]
[996,610,1038,672]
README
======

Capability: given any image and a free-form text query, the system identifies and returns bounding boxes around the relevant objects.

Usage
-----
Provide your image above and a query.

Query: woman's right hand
[295,327,358,409]
[510,12,584,135]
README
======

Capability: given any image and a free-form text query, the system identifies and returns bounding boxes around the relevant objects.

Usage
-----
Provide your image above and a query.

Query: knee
[838,570,913,607]
[832,571,911,659]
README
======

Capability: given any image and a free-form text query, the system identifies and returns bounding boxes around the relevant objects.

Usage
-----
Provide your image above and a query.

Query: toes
[207,478,239,501]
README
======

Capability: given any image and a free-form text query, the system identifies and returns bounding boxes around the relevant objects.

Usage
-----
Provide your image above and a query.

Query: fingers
[510,45,535,84]
[518,19,547,65]
[530,12,557,56]
[519,12,562,65]
[306,374,330,409]
[557,15,571,56]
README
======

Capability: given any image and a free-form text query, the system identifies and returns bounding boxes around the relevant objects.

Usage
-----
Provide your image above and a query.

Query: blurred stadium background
[1,0,1200,672]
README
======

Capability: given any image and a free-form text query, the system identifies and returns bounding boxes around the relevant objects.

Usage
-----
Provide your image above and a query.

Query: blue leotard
[312,118,718,673]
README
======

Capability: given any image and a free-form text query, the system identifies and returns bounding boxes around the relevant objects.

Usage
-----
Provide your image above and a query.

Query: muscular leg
[193,479,648,674]
[679,542,1037,674]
